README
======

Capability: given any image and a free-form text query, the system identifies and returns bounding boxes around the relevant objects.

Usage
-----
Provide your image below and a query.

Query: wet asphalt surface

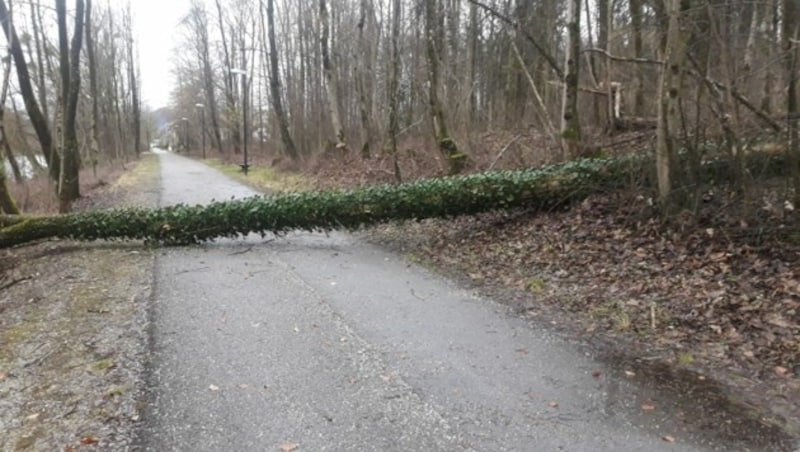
[138,150,798,451]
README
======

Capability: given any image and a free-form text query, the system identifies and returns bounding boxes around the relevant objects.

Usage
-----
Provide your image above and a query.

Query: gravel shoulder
[0,154,160,451]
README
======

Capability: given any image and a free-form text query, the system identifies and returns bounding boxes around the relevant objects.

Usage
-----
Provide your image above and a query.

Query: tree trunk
[126,7,141,157]
[30,0,50,131]
[0,152,788,248]
[598,0,614,131]
[319,0,346,151]
[784,0,800,208]
[385,0,402,181]
[85,0,100,177]
[425,0,466,175]
[629,0,645,116]
[355,0,375,159]
[561,0,581,160]
[215,0,239,154]
[761,0,776,114]
[0,162,18,214]
[655,0,689,206]
[264,0,298,160]
[57,0,86,213]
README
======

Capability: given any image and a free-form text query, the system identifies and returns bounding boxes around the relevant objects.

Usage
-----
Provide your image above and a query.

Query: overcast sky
[130,0,191,110]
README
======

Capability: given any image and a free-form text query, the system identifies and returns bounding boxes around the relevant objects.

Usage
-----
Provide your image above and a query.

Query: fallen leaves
[775,366,792,378]
[79,436,99,445]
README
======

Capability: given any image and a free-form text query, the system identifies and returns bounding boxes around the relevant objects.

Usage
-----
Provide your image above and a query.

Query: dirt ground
[0,154,160,451]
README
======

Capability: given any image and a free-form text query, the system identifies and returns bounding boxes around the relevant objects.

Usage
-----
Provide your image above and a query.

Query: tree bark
[784,0,800,208]
[425,0,466,175]
[561,0,581,160]
[355,0,375,159]
[85,0,100,177]
[655,0,690,205]
[386,0,402,181]
[629,0,645,116]
[319,0,346,150]
[57,0,86,213]
[126,6,141,157]
[263,0,298,160]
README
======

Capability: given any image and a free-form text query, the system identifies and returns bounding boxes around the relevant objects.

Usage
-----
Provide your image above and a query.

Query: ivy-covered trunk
[0,152,788,249]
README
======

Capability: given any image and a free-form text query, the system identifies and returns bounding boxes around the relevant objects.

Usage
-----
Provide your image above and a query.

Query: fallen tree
[0,153,789,248]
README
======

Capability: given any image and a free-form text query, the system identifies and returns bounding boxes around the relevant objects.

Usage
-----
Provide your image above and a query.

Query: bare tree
[561,0,581,160]
[56,0,86,212]
[629,0,645,116]
[85,0,100,177]
[124,5,141,157]
[0,0,60,182]
[185,0,223,153]
[354,0,376,159]
[215,0,239,154]
[319,0,346,150]
[263,0,298,159]
[784,0,800,207]
[424,0,466,175]
[655,0,690,205]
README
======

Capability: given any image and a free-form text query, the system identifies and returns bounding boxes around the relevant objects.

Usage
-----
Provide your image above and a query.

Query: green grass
[204,159,312,193]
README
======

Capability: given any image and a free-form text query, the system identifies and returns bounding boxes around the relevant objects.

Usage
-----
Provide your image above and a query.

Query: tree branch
[687,54,783,132]
[582,47,663,65]
[464,0,563,79]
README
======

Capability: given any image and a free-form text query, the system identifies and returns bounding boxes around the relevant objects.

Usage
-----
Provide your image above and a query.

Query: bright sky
[129,0,191,110]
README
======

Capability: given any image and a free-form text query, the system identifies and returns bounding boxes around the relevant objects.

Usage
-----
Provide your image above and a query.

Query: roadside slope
[0,154,160,450]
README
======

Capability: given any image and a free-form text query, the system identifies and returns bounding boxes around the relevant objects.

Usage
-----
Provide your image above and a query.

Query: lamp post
[195,103,206,159]
[230,68,249,174]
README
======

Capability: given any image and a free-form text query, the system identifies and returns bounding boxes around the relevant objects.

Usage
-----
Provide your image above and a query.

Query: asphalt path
[138,150,795,451]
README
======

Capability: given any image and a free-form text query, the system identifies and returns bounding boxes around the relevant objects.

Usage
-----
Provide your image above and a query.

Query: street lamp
[195,103,206,159]
[230,68,249,174]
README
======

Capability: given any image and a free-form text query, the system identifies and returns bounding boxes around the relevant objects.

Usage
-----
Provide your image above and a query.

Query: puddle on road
[598,352,799,451]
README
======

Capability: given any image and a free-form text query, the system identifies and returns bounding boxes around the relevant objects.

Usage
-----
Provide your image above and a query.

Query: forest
[0,0,797,238]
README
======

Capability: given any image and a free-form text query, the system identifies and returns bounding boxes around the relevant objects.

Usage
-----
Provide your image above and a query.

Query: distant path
[139,150,791,451]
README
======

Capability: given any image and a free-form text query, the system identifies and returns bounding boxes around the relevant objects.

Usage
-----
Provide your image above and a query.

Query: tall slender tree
[263,0,298,159]
[56,0,86,212]
[561,0,581,160]
[424,0,466,175]
[319,0,346,150]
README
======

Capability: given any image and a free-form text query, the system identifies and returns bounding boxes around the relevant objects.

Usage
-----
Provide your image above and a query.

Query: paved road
[138,151,794,451]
